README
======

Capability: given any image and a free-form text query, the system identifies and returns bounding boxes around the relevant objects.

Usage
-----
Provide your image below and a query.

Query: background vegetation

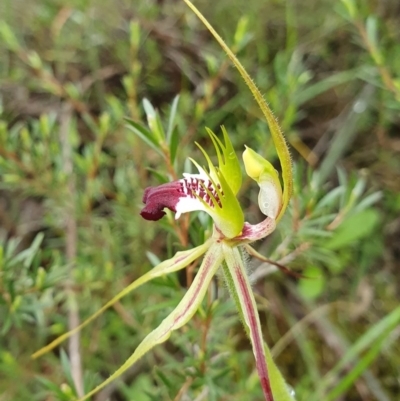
[0,0,399,400]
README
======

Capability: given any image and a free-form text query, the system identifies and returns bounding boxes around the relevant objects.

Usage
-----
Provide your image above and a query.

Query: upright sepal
[182,0,293,222]
[205,126,242,195]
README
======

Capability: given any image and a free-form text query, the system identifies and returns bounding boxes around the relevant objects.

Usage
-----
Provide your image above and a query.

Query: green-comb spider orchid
[138,128,285,401]
[32,1,295,400]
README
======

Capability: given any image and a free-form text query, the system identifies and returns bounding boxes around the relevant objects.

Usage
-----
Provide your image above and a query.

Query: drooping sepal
[242,146,283,219]
[32,241,211,359]
[75,244,224,401]
[222,245,274,401]
[222,245,296,401]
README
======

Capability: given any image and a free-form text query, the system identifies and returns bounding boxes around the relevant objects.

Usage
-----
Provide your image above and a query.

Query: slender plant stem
[59,102,84,397]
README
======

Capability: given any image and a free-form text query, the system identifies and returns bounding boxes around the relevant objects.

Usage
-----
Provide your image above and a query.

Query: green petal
[32,241,211,359]
[205,126,242,195]
[76,244,224,401]
[212,170,245,238]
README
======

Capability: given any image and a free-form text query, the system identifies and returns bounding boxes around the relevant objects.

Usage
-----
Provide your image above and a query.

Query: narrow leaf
[169,126,180,164]
[142,98,165,143]
[318,304,400,395]
[325,209,381,250]
[125,118,162,155]
[326,334,388,401]
[293,70,358,106]
[167,95,180,143]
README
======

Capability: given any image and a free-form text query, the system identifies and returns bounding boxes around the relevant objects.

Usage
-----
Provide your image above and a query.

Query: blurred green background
[0,0,399,400]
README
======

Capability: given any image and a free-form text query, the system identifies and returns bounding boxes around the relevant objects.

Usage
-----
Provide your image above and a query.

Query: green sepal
[32,241,211,359]
[182,0,293,222]
[222,246,296,401]
[76,244,224,401]
[205,126,242,195]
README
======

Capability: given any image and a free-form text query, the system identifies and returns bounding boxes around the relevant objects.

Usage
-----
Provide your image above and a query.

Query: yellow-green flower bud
[242,146,283,219]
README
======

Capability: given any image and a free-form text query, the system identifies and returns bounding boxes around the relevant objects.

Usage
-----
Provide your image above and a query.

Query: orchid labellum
[32,1,295,400]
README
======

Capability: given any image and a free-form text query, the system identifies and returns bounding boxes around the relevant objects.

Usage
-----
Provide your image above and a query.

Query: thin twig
[173,377,194,401]
[250,242,310,282]
[59,102,84,397]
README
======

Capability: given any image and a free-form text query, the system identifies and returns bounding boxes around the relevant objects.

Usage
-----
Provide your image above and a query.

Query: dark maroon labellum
[140,182,182,221]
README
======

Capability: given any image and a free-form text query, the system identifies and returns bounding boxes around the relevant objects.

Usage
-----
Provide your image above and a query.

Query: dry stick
[59,102,84,397]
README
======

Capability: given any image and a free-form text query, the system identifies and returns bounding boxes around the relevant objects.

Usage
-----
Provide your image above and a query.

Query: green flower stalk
[32,1,295,400]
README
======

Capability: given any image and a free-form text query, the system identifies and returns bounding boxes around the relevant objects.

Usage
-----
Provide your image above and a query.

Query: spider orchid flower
[32,1,296,400]
[133,128,288,401]
[33,128,293,401]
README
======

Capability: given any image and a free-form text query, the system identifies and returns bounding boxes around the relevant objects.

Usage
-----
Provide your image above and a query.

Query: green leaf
[145,167,169,183]
[326,334,386,401]
[129,20,141,52]
[298,266,326,299]
[166,95,180,143]
[60,349,75,393]
[0,21,21,52]
[125,117,162,155]
[293,70,359,107]
[325,209,381,250]
[315,305,400,400]
[340,0,357,19]
[315,187,344,210]
[353,191,382,213]
[142,98,165,143]
[169,126,180,164]
[366,16,379,51]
